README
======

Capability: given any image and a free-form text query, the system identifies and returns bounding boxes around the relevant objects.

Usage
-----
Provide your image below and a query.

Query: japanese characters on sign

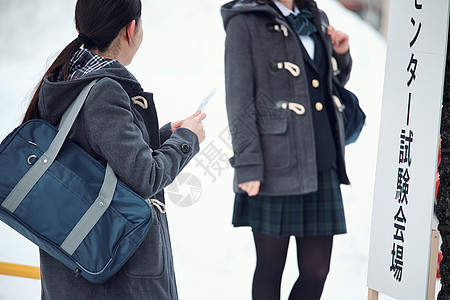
[390,129,413,281]
[389,0,422,282]
[368,0,449,298]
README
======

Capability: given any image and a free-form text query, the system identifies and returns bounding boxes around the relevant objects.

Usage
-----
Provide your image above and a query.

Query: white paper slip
[196,89,216,112]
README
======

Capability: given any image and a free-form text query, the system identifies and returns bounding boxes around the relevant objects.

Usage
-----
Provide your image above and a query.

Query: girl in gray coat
[222,0,352,299]
[22,0,206,299]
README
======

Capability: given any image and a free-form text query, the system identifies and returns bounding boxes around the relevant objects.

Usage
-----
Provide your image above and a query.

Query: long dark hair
[22,0,142,124]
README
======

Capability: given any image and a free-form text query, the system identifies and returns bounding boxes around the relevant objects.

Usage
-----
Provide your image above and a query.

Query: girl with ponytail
[25,1,206,299]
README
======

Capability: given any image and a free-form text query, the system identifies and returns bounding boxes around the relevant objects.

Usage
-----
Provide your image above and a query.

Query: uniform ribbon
[286,8,317,36]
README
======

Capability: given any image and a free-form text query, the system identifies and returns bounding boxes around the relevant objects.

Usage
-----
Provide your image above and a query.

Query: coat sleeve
[224,15,264,184]
[159,122,173,144]
[83,78,199,199]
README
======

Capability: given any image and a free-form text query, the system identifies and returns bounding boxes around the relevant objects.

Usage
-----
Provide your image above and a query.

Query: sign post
[367,1,450,299]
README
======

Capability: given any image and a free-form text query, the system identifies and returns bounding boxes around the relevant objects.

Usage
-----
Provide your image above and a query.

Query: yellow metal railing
[0,262,40,280]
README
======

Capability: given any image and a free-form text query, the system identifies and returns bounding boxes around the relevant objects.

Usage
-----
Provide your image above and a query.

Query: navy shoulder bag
[0,80,153,284]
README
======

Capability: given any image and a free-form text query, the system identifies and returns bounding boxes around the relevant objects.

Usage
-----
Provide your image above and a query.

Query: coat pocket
[258,117,290,170]
[123,213,165,279]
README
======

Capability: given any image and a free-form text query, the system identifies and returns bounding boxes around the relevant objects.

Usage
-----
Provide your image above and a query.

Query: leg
[288,235,333,300]
[252,232,290,300]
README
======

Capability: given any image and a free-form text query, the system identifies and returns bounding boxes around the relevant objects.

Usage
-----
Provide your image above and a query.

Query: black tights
[252,232,333,300]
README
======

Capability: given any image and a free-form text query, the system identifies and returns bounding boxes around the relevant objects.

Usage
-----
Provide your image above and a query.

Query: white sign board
[367,0,450,299]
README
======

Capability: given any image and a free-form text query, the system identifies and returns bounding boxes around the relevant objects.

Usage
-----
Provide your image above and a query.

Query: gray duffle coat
[222,0,352,196]
[37,63,199,299]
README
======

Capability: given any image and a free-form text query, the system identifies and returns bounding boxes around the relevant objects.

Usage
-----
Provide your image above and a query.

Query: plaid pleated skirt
[232,168,346,238]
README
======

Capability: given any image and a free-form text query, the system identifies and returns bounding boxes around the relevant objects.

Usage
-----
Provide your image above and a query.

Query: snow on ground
[0,0,436,299]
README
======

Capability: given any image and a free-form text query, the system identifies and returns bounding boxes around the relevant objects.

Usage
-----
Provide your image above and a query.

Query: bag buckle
[27,155,37,165]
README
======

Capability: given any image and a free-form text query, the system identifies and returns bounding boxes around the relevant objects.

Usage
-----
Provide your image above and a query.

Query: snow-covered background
[0,0,438,299]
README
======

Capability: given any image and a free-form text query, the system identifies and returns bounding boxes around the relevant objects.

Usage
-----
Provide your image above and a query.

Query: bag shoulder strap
[2,80,100,212]
[3,79,119,255]
[317,12,344,81]
[319,10,329,29]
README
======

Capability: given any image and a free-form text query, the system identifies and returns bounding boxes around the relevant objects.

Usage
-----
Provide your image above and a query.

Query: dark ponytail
[22,37,84,123]
[22,0,142,124]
